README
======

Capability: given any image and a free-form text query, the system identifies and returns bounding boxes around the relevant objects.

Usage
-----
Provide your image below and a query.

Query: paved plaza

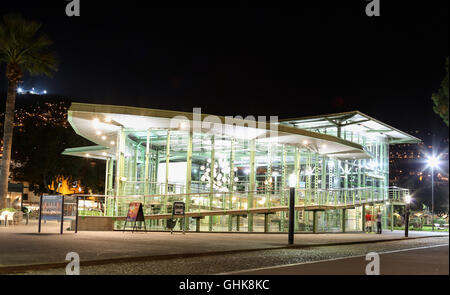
[0,221,447,271]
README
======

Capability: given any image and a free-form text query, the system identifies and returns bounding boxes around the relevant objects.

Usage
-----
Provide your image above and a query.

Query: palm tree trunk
[0,80,17,209]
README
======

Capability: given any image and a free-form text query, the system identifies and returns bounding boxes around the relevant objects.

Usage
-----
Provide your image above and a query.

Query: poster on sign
[41,195,63,221]
[126,202,143,222]
[124,202,146,233]
[38,195,65,234]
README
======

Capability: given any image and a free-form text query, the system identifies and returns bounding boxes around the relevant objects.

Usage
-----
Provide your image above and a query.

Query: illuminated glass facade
[64,105,419,233]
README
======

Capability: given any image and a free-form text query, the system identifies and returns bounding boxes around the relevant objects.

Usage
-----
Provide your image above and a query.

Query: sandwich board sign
[38,195,65,234]
[172,202,185,217]
[168,202,185,234]
[123,202,146,233]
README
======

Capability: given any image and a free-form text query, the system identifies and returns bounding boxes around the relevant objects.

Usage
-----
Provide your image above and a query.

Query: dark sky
[1,1,449,141]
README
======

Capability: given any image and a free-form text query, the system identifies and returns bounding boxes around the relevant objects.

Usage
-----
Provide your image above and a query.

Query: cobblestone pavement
[16,236,449,275]
[1,221,447,268]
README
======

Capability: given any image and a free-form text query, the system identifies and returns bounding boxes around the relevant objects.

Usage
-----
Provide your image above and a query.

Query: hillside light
[288,173,296,245]
[426,154,440,232]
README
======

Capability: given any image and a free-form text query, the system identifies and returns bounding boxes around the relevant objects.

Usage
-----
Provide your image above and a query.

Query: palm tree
[0,15,58,208]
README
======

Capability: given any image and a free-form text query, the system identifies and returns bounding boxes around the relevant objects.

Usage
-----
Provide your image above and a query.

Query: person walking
[365,210,372,233]
[376,210,382,234]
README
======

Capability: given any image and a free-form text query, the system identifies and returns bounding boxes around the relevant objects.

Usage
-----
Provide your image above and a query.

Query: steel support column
[228,138,235,232]
[248,139,255,232]
[362,205,366,232]
[313,211,318,233]
[104,158,110,196]
[185,130,193,230]
[209,136,215,232]
[280,144,287,231]
[391,203,394,231]
[144,129,150,195]
[164,130,171,215]
[115,127,125,197]
[342,208,346,233]
[294,147,300,231]
[108,156,114,195]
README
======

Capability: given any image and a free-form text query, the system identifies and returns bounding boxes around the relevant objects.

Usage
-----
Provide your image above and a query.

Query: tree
[11,110,105,195]
[0,15,57,208]
[431,57,449,127]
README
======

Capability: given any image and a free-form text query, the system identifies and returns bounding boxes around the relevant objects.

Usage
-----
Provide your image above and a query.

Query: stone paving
[0,221,447,267]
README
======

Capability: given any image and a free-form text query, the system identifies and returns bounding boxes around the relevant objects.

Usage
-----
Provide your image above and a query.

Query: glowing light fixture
[405,195,411,204]
[426,155,439,168]
[289,174,296,188]
[179,122,189,130]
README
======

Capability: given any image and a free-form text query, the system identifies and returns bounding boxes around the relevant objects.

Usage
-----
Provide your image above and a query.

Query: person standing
[365,210,372,233]
[376,210,382,234]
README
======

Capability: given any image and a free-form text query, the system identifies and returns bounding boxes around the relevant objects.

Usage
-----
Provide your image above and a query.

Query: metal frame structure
[63,104,420,233]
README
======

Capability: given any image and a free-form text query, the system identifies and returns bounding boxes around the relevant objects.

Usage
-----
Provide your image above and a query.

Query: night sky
[1,1,449,142]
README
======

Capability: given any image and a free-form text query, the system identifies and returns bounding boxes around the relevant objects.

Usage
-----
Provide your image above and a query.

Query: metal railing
[73,186,409,217]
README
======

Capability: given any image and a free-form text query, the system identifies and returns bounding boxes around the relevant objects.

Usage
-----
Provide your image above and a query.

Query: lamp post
[431,165,434,232]
[288,174,296,245]
[405,194,411,237]
[427,155,439,232]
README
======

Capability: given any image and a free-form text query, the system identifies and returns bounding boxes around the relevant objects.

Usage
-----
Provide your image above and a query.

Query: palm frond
[0,14,58,76]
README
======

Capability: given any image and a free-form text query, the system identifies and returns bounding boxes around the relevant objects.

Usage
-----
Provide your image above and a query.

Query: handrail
[71,186,409,199]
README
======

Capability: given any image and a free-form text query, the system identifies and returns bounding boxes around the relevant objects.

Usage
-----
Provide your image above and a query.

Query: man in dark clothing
[376,210,382,234]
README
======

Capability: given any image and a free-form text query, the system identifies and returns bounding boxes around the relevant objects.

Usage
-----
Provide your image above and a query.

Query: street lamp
[426,155,440,232]
[288,174,296,245]
[405,194,411,237]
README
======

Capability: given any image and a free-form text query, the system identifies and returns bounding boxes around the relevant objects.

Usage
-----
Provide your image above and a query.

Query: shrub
[0,208,16,213]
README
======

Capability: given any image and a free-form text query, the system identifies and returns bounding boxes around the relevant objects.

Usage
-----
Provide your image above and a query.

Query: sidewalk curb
[1,234,447,274]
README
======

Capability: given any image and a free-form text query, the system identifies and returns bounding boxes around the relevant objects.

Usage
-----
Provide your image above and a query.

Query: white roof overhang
[65,103,374,160]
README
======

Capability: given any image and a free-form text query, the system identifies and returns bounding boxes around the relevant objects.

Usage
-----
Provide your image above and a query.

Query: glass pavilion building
[64,103,420,233]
